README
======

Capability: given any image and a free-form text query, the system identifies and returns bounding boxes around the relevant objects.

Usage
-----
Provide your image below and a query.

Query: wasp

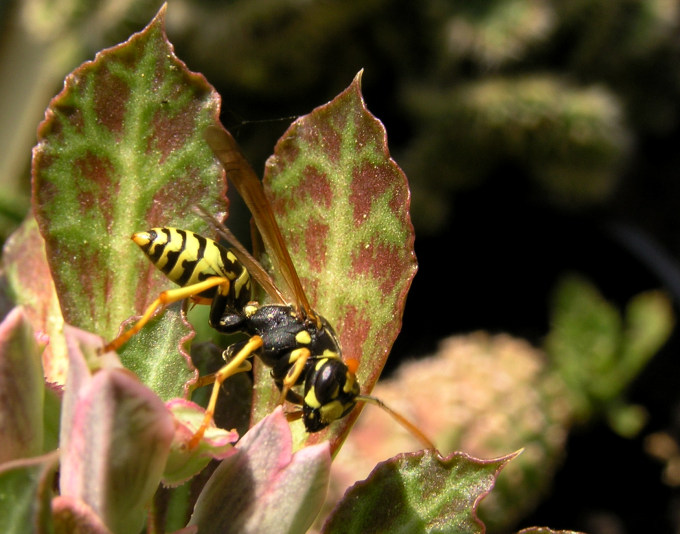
[104,125,435,451]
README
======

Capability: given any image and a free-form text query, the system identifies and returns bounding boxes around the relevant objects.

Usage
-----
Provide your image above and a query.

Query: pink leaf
[60,325,175,534]
[190,407,331,534]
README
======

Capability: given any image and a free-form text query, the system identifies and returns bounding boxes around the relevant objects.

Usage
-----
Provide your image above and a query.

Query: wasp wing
[204,125,315,320]
[194,206,287,305]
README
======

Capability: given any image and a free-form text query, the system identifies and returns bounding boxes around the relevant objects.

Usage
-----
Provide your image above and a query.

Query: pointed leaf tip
[259,73,417,452]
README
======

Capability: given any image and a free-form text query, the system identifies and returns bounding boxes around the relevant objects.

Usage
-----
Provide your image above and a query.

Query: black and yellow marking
[103,228,253,354]
[134,228,252,303]
[103,124,439,454]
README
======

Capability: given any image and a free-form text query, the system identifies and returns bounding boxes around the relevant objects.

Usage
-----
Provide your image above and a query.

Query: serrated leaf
[31,5,226,399]
[0,307,44,462]
[259,71,417,451]
[323,450,519,534]
[0,451,60,534]
[189,407,331,534]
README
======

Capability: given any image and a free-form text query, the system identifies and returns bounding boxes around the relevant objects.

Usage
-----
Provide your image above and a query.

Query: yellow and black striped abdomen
[133,228,252,304]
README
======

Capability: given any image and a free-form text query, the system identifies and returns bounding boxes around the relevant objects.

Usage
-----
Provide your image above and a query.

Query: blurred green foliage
[546,275,674,437]
[2,0,679,238]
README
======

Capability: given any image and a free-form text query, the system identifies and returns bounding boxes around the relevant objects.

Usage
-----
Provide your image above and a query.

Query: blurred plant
[324,276,673,533]
[401,76,631,230]
[3,0,680,240]
[545,275,674,437]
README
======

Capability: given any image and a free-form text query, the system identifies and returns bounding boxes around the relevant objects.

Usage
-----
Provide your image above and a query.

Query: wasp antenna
[356,395,439,454]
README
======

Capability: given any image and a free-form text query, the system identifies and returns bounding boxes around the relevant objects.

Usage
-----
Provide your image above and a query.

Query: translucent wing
[194,206,287,306]
[204,125,316,321]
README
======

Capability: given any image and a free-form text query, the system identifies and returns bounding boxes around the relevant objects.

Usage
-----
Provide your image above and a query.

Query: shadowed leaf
[52,495,114,534]
[190,407,330,534]
[0,451,59,534]
[0,307,44,462]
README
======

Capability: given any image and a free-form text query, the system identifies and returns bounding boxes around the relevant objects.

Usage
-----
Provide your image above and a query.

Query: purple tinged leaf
[189,407,331,534]
[163,399,238,486]
[52,495,113,534]
[60,325,175,534]
[0,307,44,462]
[2,217,67,385]
[58,326,101,455]
[323,450,521,534]
[259,71,417,451]
[31,4,226,400]
[0,450,59,534]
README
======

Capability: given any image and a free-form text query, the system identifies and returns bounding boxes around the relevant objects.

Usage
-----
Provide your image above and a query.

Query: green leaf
[0,307,44,462]
[546,275,621,413]
[545,275,673,425]
[0,451,59,534]
[31,5,226,399]
[323,450,519,534]
[258,71,418,451]
[620,289,674,384]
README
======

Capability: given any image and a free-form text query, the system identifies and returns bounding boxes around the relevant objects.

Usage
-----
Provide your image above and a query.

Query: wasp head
[302,357,360,432]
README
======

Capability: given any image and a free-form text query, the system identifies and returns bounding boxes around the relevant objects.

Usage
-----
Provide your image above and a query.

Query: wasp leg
[188,334,264,449]
[285,410,303,422]
[278,348,311,405]
[189,340,253,391]
[103,276,229,353]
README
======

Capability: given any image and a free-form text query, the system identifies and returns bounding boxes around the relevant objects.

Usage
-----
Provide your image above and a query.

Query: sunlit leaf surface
[257,72,417,451]
[31,6,226,399]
